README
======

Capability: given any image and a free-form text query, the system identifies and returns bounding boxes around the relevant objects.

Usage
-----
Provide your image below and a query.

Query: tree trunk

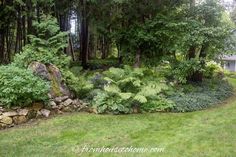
[187,46,196,59]
[22,13,26,46]
[15,6,22,53]
[101,35,106,59]
[80,0,89,69]
[188,45,207,82]
[36,3,40,23]
[117,42,122,65]
[0,30,5,64]
[69,33,75,61]
[26,0,34,37]
[193,44,208,82]
[134,48,142,68]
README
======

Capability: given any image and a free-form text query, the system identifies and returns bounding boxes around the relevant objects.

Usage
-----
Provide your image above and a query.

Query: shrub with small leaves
[0,66,50,107]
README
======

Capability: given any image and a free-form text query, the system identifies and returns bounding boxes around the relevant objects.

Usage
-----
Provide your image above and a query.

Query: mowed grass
[1,79,236,157]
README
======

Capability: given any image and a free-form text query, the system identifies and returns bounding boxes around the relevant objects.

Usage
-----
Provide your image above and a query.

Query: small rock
[13,116,27,125]
[79,105,90,112]
[0,123,7,128]
[0,116,13,125]
[72,99,81,106]
[0,106,4,110]
[62,99,73,107]
[0,107,4,112]
[49,101,57,107]
[36,111,43,118]
[18,109,29,116]
[12,107,20,110]
[32,103,44,111]
[40,109,50,118]
[62,106,73,112]
[91,108,98,114]
[27,110,37,119]
[54,96,69,103]
[51,105,59,109]
[58,104,64,110]
[48,93,52,99]
[2,111,18,117]
[56,110,63,114]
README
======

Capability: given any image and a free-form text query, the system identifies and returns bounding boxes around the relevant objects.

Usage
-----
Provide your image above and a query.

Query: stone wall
[0,96,89,129]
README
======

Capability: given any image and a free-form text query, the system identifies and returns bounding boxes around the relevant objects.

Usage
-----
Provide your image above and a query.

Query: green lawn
[1,79,236,157]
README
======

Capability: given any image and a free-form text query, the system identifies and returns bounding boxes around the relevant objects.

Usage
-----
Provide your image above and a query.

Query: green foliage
[203,61,223,78]
[87,58,120,70]
[171,59,204,84]
[12,15,70,69]
[62,70,93,98]
[13,45,70,69]
[92,91,132,114]
[169,79,233,112]
[0,66,49,107]
[90,66,174,114]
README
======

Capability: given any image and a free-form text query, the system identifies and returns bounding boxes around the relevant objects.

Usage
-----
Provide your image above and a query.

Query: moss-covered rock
[28,62,71,98]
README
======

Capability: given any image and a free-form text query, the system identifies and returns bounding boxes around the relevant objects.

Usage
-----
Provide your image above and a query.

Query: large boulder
[47,64,70,97]
[28,62,50,80]
[28,62,71,98]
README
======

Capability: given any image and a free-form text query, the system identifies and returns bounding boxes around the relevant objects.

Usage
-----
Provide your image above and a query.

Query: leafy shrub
[12,15,70,69]
[169,78,233,112]
[203,61,223,78]
[89,65,174,114]
[0,66,50,107]
[171,59,203,84]
[62,70,93,98]
[92,91,132,114]
[13,45,71,69]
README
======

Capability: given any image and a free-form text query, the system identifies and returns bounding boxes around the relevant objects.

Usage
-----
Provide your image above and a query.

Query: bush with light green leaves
[203,61,224,79]
[0,66,50,107]
[89,65,174,114]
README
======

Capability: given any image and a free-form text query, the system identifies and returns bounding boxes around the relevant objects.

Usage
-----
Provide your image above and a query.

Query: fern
[134,95,148,104]
[90,65,175,114]
[119,92,133,100]
[104,84,121,94]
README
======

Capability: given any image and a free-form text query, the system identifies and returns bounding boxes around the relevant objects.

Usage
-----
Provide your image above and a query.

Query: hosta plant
[90,65,175,114]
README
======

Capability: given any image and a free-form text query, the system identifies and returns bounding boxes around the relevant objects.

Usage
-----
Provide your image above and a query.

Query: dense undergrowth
[0,16,233,114]
[66,62,233,114]
[169,78,233,112]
